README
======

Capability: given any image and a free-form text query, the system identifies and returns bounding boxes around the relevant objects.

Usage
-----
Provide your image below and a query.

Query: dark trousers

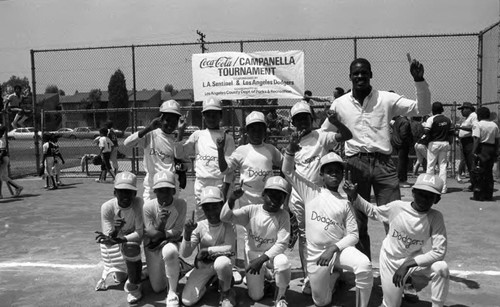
[472,143,497,200]
[460,137,474,174]
[346,153,401,260]
[395,145,410,182]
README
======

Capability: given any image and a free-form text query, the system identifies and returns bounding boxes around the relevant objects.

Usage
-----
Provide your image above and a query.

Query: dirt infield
[0,176,499,307]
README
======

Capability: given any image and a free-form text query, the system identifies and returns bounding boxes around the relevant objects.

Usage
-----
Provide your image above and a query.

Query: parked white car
[7,127,42,140]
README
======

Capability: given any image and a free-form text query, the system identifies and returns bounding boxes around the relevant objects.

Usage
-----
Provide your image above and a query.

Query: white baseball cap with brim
[202,97,222,112]
[200,186,224,204]
[159,100,181,116]
[246,111,267,127]
[264,176,290,194]
[412,174,443,195]
[114,171,137,191]
[153,170,176,190]
[291,101,312,117]
[319,152,345,169]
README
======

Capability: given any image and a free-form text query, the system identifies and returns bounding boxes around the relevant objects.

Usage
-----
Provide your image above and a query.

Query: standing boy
[0,126,23,197]
[180,186,237,307]
[106,120,119,175]
[95,172,145,304]
[220,176,292,307]
[142,170,187,307]
[282,133,373,307]
[344,173,449,307]
[177,97,236,220]
[286,100,352,294]
[124,100,185,201]
[97,127,116,183]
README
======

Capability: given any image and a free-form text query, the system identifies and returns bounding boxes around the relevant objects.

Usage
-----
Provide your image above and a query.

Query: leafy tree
[1,75,30,94]
[164,83,178,96]
[85,88,106,127]
[59,89,65,96]
[108,69,129,130]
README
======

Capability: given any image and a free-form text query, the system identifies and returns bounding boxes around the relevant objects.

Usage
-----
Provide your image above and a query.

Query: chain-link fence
[6,24,499,178]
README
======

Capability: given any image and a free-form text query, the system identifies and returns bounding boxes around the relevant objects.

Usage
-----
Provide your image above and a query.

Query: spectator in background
[97,127,116,183]
[391,115,412,187]
[410,116,428,175]
[423,102,454,194]
[4,85,29,129]
[321,57,431,259]
[303,90,318,127]
[106,120,119,175]
[456,102,477,190]
[471,107,500,201]
[0,126,23,197]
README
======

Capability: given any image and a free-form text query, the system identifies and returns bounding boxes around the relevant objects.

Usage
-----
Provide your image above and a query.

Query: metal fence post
[477,32,483,107]
[31,49,41,175]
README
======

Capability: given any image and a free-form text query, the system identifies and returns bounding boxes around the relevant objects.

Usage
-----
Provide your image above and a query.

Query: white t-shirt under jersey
[220,204,290,260]
[352,197,447,267]
[124,129,179,193]
[282,153,358,262]
[224,143,283,196]
[101,197,144,243]
[178,129,235,180]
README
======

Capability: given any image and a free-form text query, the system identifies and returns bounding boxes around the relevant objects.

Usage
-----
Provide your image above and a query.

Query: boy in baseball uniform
[180,186,237,307]
[142,170,187,307]
[344,173,449,307]
[287,100,352,294]
[95,171,144,304]
[282,133,373,307]
[176,97,236,221]
[220,176,291,307]
[97,127,116,183]
[124,100,186,201]
[217,111,283,208]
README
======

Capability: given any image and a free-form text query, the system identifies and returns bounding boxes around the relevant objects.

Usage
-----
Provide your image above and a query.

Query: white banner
[192,50,304,101]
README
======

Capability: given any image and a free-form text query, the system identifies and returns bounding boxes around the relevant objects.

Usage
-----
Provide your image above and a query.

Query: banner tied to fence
[192,50,304,101]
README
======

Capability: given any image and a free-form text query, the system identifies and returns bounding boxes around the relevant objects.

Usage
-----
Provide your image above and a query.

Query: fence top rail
[32,32,480,53]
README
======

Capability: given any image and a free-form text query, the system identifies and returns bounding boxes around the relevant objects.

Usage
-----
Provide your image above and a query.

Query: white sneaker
[232,266,243,285]
[301,276,311,295]
[220,289,237,307]
[124,281,142,304]
[166,292,179,307]
[275,298,288,307]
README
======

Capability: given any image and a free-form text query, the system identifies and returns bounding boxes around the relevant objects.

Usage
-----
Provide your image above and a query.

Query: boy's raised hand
[232,180,245,199]
[216,130,227,151]
[148,116,163,131]
[409,58,425,82]
[287,131,304,153]
[343,170,358,201]
[184,211,198,235]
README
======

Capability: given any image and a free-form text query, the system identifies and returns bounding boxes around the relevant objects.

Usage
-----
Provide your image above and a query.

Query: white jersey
[98,136,113,153]
[225,143,282,196]
[220,204,290,259]
[180,220,236,258]
[178,129,235,180]
[294,129,338,185]
[282,154,358,262]
[100,197,144,243]
[124,129,179,193]
[142,197,187,246]
[352,197,447,267]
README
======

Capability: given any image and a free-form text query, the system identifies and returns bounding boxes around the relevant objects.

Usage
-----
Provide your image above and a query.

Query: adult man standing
[423,102,454,194]
[456,102,477,190]
[322,58,431,259]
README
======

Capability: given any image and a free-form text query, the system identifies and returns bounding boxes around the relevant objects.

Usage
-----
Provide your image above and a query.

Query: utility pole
[196,30,208,53]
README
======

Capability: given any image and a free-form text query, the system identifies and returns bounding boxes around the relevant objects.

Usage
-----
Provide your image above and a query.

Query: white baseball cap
[200,186,224,204]
[202,97,222,112]
[319,152,345,169]
[291,101,312,118]
[114,171,137,191]
[159,100,181,116]
[413,174,444,195]
[264,176,290,194]
[246,111,267,127]
[153,170,176,189]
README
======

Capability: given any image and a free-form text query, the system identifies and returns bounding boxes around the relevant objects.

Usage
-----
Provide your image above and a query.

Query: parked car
[68,127,101,139]
[123,126,146,138]
[49,128,74,138]
[7,127,42,140]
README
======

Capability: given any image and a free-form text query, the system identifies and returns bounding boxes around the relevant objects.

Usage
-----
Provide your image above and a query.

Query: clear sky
[1,0,499,98]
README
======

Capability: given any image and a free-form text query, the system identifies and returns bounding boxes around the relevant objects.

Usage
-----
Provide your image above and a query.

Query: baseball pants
[144,242,180,293]
[246,251,291,301]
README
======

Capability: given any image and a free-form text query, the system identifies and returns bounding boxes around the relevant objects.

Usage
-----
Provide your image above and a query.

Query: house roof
[172,89,194,101]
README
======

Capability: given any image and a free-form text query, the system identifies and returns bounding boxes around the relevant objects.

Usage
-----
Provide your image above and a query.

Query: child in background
[0,126,23,197]
[42,133,58,189]
[180,186,237,307]
[220,176,292,307]
[142,170,187,307]
[97,127,115,183]
[344,173,449,307]
[95,171,145,304]
[50,133,65,186]
[176,97,236,221]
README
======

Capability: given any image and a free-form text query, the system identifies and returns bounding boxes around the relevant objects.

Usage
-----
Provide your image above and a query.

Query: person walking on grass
[0,126,23,198]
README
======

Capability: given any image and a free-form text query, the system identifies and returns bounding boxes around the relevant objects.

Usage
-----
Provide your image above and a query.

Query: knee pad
[162,243,179,261]
[273,254,290,272]
[213,256,232,271]
[121,242,141,262]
